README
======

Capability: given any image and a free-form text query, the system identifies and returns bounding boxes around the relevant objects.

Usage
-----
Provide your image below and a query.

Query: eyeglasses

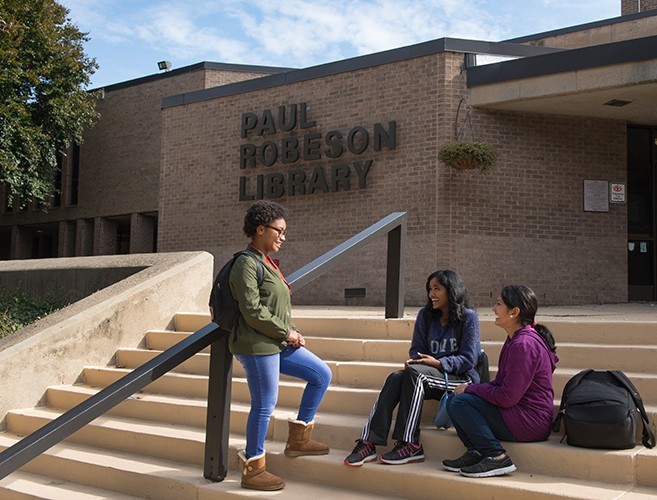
[265,225,287,238]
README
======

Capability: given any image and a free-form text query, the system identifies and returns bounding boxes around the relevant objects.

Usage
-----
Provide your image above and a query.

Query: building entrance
[628,127,657,301]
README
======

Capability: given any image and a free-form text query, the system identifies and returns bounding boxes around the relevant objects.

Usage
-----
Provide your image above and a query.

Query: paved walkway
[292,302,657,323]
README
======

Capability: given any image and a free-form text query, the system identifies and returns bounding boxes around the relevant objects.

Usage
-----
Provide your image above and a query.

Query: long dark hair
[425,269,471,327]
[500,284,557,353]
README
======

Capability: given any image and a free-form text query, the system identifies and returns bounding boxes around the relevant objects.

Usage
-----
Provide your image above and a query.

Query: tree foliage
[0,0,98,209]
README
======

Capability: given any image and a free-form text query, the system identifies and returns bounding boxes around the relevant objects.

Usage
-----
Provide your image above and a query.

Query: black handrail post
[203,331,233,482]
[385,216,406,319]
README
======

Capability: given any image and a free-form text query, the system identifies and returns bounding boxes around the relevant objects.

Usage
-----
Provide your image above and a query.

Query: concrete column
[75,219,94,256]
[58,221,76,257]
[130,213,157,254]
[94,217,117,256]
[10,225,31,260]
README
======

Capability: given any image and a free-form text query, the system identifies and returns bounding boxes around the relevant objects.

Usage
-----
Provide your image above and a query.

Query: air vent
[344,288,366,298]
[603,99,632,107]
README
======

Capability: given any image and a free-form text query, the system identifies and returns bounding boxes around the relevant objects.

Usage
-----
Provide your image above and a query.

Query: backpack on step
[209,249,264,332]
[552,369,655,449]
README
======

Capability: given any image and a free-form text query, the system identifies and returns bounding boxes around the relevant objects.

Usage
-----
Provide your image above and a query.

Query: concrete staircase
[1,311,657,498]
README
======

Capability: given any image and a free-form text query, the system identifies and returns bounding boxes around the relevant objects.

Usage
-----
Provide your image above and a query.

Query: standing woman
[442,284,558,478]
[344,269,482,466]
[230,200,332,491]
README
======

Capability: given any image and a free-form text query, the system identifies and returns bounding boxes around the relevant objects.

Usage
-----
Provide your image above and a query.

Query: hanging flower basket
[438,141,498,172]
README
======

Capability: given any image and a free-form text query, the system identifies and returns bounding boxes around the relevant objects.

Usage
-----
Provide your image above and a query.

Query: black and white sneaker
[459,455,516,478]
[344,439,377,467]
[378,441,424,465]
[442,450,482,472]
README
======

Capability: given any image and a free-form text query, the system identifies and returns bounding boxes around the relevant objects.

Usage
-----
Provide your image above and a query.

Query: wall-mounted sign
[583,180,609,212]
[610,182,626,204]
[237,102,397,200]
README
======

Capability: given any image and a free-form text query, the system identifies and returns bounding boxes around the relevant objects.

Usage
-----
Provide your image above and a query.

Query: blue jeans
[235,346,332,458]
[446,393,517,458]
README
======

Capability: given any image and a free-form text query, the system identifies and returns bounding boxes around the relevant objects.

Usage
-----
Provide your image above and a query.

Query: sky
[59,0,621,90]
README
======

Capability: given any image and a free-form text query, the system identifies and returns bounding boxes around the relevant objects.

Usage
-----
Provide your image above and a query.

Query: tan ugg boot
[238,450,285,491]
[284,419,330,457]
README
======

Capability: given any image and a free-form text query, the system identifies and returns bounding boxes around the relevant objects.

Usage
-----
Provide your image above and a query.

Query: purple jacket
[465,325,559,441]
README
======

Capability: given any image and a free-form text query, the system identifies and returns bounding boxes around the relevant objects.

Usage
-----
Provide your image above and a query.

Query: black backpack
[552,369,655,449]
[209,249,264,332]
[423,309,490,383]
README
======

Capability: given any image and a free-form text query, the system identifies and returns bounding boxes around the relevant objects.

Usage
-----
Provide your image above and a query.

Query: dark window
[52,155,62,208]
[69,144,80,206]
[116,222,130,254]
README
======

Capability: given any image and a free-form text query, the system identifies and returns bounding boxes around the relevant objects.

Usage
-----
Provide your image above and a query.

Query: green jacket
[228,246,295,355]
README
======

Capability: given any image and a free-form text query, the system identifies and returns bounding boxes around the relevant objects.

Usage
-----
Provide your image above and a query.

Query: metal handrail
[287,211,407,318]
[0,211,407,482]
[0,322,223,480]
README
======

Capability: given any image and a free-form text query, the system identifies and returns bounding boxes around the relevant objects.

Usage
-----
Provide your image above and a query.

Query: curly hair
[243,200,288,237]
[424,269,472,326]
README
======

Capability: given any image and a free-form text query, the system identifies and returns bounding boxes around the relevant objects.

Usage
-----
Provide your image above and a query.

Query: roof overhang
[467,36,657,125]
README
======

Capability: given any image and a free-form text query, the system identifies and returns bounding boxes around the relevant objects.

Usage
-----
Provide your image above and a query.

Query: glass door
[627,127,656,301]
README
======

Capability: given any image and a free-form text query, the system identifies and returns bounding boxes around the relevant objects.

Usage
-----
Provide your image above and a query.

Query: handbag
[434,372,453,429]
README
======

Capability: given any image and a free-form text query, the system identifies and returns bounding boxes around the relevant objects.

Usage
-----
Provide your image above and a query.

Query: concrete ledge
[0,252,213,427]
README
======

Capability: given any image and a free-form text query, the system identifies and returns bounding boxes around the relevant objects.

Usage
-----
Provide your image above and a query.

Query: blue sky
[59,0,621,90]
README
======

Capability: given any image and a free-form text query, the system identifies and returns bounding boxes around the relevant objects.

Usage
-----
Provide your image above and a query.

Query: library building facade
[2,1,657,307]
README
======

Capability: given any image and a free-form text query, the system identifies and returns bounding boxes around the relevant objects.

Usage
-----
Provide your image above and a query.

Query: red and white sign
[610,183,626,204]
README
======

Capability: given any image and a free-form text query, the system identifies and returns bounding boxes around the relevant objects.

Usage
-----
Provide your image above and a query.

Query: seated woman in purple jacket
[442,284,558,478]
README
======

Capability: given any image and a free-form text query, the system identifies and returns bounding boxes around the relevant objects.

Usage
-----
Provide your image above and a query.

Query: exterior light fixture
[157,60,172,71]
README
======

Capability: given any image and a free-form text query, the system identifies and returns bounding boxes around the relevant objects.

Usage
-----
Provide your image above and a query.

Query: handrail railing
[0,322,223,480]
[287,211,407,319]
[0,211,407,483]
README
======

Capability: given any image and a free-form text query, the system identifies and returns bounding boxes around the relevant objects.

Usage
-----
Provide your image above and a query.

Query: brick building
[2,4,657,306]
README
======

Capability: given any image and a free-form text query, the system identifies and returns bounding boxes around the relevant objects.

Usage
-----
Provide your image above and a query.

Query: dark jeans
[360,364,446,445]
[446,392,517,458]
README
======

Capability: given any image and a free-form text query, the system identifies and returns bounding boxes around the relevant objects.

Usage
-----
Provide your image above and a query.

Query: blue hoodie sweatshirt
[409,307,482,383]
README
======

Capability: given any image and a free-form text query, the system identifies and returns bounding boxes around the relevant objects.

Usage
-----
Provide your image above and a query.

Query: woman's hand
[287,328,305,348]
[405,353,442,369]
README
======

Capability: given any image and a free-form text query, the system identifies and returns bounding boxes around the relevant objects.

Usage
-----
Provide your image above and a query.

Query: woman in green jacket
[231,200,332,491]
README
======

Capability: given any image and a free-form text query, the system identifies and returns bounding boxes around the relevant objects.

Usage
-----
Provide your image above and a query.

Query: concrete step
[140,332,657,396]
[84,368,389,417]
[106,339,657,410]
[3,431,655,500]
[0,434,386,500]
[4,311,656,499]
[174,312,212,333]
[291,316,657,345]
[11,388,657,488]
[0,470,142,499]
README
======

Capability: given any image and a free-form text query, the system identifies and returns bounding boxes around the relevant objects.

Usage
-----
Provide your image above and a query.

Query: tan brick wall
[159,53,627,306]
[0,66,279,259]
[205,70,278,88]
[622,0,657,15]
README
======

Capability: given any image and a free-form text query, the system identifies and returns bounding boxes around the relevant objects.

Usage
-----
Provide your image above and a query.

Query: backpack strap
[552,368,594,432]
[608,370,656,449]
[235,249,264,287]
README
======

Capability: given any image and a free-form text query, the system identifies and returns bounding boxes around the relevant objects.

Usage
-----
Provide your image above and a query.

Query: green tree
[0,0,98,209]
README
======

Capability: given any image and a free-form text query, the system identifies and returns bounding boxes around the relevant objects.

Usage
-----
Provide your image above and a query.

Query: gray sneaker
[442,450,482,472]
[459,455,516,478]
[344,440,377,467]
[378,441,424,465]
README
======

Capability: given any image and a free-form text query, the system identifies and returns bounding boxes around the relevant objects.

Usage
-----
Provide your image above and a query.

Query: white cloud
[57,0,621,88]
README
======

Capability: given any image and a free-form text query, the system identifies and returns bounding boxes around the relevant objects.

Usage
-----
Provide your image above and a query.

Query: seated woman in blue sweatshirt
[442,284,558,478]
[344,269,482,466]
